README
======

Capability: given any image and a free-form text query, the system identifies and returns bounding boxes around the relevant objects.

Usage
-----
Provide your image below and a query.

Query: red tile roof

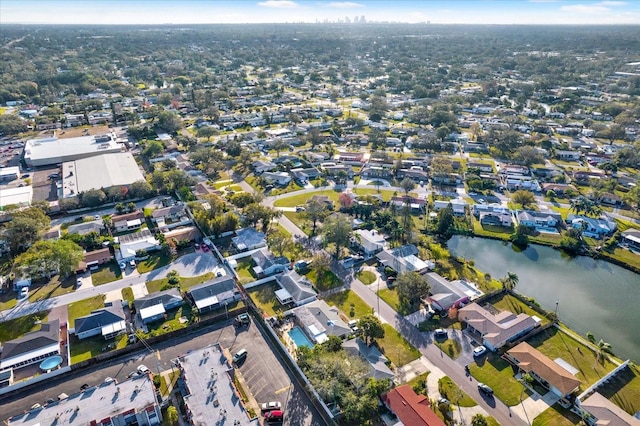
[382,385,446,426]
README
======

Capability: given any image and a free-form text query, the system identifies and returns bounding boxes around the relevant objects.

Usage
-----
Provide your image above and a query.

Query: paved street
[0,252,222,322]
[1,319,325,426]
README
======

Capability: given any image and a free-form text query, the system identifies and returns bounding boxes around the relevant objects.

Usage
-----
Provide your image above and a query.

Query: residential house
[335,151,367,165]
[251,248,289,278]
[541,183,578,196]
[262,171,292,186]
[73,301,126,340]
[188,276,240,313]
[516,210,563,232]
[151,205,190,229]
[77,248,113,272]
[252,160,277,174]
[118,229,161,261]
[376,244,433,275]
[479,210,513,227]
[577,392,640,426]
[42,228,61,241]
[458,303,540,351]
[433,199,468,216]
[467,162,494,173]
[232,228,267,252]
[7,375,162,426]
[555,150,582,161]
[505,342,581,398]
[111,210,144,233]
[0,369,13,388]
[290,167,321,183]
[172,343,254,426]
[382,385,446,426]
[391,196,427,211]
[362,164,394,179]
[163,226,201,245]
[67,220,103,236]
[620,229,640,251]
[275,270,317,306]
[291,300,351,343]
[342,338,394,381]
[0,320,60,371]
[567,214,617,239]
[573,170,605,183]
[322,163,354,178]
[425,273,484,312]
[354,229,387,259]
[397,168,429,183]
[431,173,461,186]
[134,288,183,325]
[308,194,334,209]
[599,193,623,207]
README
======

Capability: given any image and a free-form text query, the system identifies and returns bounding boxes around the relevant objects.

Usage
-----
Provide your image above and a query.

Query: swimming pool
[288,326,314,348]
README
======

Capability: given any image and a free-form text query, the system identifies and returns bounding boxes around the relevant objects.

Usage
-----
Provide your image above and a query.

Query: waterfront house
[515,210,562,232]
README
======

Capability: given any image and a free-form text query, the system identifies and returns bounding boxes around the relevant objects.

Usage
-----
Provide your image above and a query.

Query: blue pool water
[39,355,63,371]
[288,327,314,348]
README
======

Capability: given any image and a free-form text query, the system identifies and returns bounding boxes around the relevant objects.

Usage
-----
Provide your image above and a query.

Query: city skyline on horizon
[1,0,639,26]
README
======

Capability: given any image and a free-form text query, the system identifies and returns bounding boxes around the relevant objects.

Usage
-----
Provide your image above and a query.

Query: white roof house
[0,185,33,208]
[61,152,144,198]
[24,132,123,167]
[354,229,387,258]
[117,229,161,260]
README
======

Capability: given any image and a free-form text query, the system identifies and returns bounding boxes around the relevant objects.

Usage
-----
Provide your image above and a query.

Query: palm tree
[501,272,519,292]
[595,339,613,364]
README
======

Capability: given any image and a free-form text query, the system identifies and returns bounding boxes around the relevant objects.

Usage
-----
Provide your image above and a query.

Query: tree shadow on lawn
[30,275,74,302]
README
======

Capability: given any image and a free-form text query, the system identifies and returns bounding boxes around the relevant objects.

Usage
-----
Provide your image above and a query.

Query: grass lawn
[323,290,373,321]
[376,324,421,367]
[406,372,430,394]
[246,281,287,317]
[377,287,415,315]
[599,246,640,273]
[438,376,476,407]
[283,211,310,235]
[69,333,128,364]
[356,269,376,285]
[596,363,640,417]
[469,353,524,406]
[68,295,106,324]
[26,275,76,303]
[146,272,215,294]
[0,290,18,311]
[121,287,134,303]
[533,404,582,426]
[352,188,396,202]
[0,311,49,343]
[528,327,618,391]
[435,338,463,360]
[141,302,195,338]
[213,179,233,189]
[484,293,552,325]
[305,268,343,292]
[91,262,123,286]
[235,257,256,285]
[273,189,341,207]
[137,252,173,273]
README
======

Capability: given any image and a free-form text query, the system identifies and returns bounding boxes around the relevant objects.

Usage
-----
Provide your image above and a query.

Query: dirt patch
[55,125,111,139]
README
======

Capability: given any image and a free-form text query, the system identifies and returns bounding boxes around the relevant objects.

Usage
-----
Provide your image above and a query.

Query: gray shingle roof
[1,319,59,359]
[188,276,238,302]
[74,301,125,334]
[134,288,183,311]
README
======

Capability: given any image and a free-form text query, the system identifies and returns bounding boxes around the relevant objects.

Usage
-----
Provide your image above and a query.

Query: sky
[1,0,638,26]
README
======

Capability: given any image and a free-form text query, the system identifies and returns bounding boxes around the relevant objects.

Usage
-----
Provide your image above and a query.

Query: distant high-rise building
[361,15,366,23]
[353,16,359,23]
[345,16,350,23]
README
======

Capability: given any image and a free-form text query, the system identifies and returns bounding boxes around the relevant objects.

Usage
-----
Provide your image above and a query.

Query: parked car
[19,287,28,298]
[235,313,250,326]
[202,244,210,252]
[232,348,248,364]
[261,401,282,412]
[76,278,82,288]
[434,328,447,338]
[137,365,150,375]
[80,384,89,391]
[119,262,126,270]
[30,403,42,410]
[104,377,115,383]
[478,383,494,395]
[264,410,284,423]
[129,259,136,268]
[295,205,305,212]
[473,346,487,357]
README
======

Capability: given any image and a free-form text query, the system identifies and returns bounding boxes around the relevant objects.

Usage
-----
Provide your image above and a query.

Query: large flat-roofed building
[174,342,257,425]
[0,185,33,209]
[61,152,144,198]
[24,132,123,167]
[6,374,162,426]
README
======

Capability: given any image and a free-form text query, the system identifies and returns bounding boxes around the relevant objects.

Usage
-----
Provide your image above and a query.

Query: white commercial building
[24,132,123,167]
[61,152,144,198]
[0,185,33,209]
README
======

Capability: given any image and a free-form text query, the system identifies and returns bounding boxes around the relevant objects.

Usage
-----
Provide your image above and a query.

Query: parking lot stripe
[274,384,292,395]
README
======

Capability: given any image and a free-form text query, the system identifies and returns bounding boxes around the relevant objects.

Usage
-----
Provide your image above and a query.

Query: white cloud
[599,1,626,6]
[257,0,299,8]
[561,4,610,14]
[325,2,365,8]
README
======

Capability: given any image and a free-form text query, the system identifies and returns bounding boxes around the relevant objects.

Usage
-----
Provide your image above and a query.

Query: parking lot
[1,318,325,426]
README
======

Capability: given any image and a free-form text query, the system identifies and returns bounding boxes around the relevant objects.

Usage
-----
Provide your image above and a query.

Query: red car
[202,244,210,252]
[264,410,283,422]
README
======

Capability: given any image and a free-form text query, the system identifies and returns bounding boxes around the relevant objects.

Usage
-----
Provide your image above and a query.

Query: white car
[137,365,150,375]
[19,287,29,298]
[104,377,115,383]
[473,346,487,357]
[261,401,282,412]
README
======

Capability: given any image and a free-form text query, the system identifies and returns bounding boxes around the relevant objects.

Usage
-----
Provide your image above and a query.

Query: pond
[448,236,640,362]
